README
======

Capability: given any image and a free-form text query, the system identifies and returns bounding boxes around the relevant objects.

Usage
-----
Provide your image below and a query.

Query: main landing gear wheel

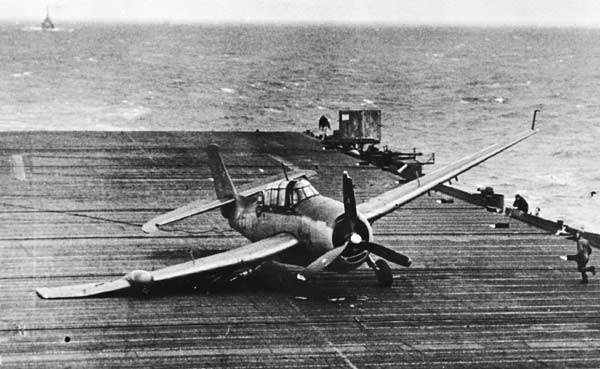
[375,259,393,287]
[367,256,393,287]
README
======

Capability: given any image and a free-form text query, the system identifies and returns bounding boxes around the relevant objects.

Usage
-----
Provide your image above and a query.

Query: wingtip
[142,222,160,234]
[36,288,50,299]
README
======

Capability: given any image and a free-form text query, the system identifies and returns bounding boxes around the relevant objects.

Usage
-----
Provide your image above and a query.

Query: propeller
[306,246,347,272]
[341,171,412,267]
[361,241,412,267]
[343,171,358,220]
[306,172,412,272]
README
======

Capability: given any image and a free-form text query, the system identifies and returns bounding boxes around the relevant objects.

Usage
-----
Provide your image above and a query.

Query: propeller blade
[362,242,412,267]
[342,171,358,221]
[305,246,346,272]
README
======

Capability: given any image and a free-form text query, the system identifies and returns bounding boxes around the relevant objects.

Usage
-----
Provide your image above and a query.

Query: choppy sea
[1,23,598,232]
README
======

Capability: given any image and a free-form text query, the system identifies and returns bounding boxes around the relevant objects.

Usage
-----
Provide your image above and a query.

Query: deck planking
[0,131,598,368]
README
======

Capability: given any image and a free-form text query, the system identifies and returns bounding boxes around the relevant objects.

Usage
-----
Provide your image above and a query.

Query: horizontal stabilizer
[36,279,130,299]
[142,170,316,233]
[142,198,234,233]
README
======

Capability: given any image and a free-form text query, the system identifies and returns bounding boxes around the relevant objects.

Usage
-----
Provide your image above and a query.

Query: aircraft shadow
[105,269,415,304]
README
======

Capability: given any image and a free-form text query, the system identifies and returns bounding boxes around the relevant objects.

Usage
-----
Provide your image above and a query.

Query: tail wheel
[375,259,393,287]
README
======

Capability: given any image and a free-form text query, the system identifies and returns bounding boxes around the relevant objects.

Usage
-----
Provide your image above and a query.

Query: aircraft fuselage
[227,194,373,272]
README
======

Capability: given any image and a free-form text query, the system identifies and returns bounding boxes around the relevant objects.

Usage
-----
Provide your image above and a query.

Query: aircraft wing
[142,170,316,233]
[36,279,131,299]
[36,233,298,299]
[357,127,538,222]
[151,233,298,281]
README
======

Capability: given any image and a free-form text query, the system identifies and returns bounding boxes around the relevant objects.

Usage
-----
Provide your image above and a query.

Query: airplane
[36,121,539,299]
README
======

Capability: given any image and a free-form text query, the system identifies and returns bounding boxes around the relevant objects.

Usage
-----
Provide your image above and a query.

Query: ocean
[1,23,598,232]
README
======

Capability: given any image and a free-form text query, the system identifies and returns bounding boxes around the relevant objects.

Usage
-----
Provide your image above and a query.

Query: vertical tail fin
[206,144,237,200]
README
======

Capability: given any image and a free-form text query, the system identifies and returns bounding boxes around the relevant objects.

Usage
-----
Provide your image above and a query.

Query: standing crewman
[561,231,596,284]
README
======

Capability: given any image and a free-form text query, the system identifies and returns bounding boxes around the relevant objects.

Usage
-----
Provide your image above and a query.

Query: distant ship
[41,7,54,30]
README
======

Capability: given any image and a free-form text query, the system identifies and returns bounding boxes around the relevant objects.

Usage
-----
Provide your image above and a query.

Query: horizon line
[4,18,600,29]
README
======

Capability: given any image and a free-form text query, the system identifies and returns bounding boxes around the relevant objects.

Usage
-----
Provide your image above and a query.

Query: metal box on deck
[336,110,381,144]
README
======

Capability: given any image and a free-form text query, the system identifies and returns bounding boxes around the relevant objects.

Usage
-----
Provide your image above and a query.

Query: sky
[3,0,600,27]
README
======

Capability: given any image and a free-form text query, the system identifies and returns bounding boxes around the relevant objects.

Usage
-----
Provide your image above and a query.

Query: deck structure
[1,131,598,368]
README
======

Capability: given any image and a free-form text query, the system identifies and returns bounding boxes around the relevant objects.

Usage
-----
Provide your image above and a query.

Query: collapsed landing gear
[367,255,393,287]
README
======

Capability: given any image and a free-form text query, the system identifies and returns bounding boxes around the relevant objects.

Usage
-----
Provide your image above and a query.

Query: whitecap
[262,107,283,114]
[546,174,576,187]
[88,57,98,63]
[31,27,73,33]
[12,71,32,78]
[494,97,507,104]
[362,99,374,105]
[220,88,235,94]
[21,26,42,32]
[121,106,150,120]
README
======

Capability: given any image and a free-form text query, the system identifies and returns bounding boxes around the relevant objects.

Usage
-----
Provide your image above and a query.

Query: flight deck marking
[11,154,26,181]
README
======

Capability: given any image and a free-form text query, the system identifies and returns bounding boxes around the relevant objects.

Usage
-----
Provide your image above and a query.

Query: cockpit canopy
[263,178,319,209]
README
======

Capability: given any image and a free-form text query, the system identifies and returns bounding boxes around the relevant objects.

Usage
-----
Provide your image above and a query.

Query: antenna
[531,109,540,130]
[281,162,289,180]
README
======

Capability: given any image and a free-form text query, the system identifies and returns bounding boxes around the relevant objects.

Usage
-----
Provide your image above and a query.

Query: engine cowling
[331,213,371,247]
[328,213,372,273]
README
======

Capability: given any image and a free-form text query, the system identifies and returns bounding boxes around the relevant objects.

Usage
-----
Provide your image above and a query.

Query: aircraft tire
[375,259,393,287]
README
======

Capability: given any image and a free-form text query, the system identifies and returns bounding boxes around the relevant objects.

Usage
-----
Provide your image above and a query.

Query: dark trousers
[567,254,594,282]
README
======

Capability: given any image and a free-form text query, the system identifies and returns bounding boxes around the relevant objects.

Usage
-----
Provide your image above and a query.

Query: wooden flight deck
[1,131,598,368]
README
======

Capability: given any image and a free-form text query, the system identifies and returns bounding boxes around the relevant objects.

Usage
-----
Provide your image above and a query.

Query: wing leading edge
[358,127,538,223]
[36,233,298,299]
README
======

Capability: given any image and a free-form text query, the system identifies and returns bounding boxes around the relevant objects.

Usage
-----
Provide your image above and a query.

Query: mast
[41,5,55,30]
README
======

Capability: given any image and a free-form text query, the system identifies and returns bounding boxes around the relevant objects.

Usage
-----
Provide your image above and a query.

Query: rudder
[206,144,237,199]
